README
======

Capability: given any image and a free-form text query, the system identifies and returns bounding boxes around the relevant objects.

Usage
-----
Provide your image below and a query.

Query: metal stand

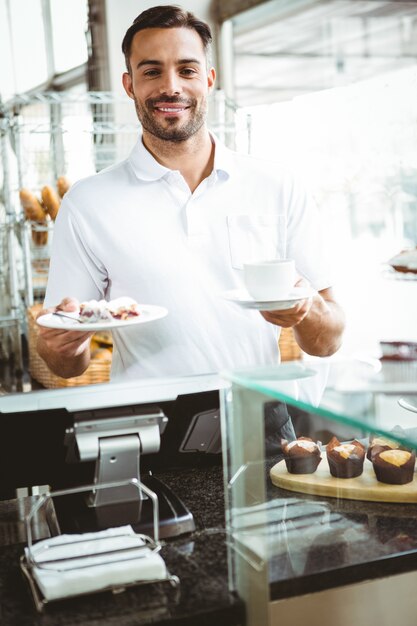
[61,405,195,538]
[65,405,168,507]
[0,105,23,374]
[21,479,180,613]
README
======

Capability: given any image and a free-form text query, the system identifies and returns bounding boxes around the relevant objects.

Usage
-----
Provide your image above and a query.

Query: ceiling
[231,0,417,106]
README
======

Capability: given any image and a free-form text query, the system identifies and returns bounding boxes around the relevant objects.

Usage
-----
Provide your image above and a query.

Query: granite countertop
[3,460,417,625]
[0,465,245,626]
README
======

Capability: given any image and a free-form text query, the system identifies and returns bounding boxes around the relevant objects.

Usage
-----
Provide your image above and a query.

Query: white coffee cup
[243,259,296,301]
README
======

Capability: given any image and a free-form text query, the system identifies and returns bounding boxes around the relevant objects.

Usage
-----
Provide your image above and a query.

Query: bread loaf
[41,185,60,220]
[31,223,48,246]
[19,189,45,221]
[91,348,113,361]
[93,331,113,347]
[90,338,102,352]
[56,176,71,198]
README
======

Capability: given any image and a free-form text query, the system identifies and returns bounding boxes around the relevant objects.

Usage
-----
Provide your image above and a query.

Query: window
[50,0,88,73]
[0,0,88,100]
[3,0,48,96]
[237,65,417,354]
[0,0,15,98]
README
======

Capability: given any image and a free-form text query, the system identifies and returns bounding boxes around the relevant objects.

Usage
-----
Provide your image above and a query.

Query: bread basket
[27,305,112,388]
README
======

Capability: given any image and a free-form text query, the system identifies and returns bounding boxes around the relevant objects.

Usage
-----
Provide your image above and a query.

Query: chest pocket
[227,214,285,270]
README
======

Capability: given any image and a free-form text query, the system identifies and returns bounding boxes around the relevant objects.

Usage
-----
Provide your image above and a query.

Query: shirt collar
[210,132,236,180]
[128,132,235,182]
[128,135,171,182]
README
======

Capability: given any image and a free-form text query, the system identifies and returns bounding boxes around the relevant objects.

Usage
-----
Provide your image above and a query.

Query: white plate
[36,304,168,332]
[222,286,315,311]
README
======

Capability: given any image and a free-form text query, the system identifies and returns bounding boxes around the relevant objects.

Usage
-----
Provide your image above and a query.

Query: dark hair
[121,5,212,72]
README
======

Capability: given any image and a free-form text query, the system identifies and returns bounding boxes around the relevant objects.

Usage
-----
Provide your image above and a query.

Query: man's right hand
[36,297,95,378]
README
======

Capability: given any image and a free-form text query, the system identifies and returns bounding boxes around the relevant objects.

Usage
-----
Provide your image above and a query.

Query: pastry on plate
[106,297,141,320]
[79,297,140,323]
[387,247,417,274]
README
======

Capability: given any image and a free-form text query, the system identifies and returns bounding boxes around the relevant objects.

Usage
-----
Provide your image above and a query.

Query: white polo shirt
[44,134,332,381]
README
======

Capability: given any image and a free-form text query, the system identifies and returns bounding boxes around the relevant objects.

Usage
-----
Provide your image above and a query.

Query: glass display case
[220,358,417,626]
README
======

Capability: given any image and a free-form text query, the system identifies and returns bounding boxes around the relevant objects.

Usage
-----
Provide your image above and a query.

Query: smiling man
[37,5,345,381]
[124,27,212,144]
[121,13,216,193]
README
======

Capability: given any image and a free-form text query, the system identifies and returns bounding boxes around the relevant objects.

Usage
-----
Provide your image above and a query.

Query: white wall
[104,0,216,95]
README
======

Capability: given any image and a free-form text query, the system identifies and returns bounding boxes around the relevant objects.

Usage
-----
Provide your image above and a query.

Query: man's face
[122,27,215,142]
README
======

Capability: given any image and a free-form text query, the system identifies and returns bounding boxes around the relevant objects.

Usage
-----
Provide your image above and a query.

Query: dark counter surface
[0,465,245,626]
[266,475,417,601]
[3,461,417,626]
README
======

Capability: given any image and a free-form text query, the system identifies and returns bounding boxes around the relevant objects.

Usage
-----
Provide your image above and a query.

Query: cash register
[0,374,224,539]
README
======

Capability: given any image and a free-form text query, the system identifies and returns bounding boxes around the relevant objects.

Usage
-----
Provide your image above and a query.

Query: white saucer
[37,304,168,332]
[222,286,315,311]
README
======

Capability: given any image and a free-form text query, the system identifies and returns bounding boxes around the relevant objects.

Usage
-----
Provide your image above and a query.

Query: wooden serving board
[270,457,417,503]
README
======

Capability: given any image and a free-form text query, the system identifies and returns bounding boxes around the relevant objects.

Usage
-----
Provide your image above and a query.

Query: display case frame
[220,358,417,626]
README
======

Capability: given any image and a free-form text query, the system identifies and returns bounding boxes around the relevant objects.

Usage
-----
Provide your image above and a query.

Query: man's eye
[144,70,160,77]
[180,68,196,76]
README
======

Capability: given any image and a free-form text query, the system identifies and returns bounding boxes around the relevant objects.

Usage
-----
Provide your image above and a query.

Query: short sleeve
[285,174,334,291]
[43,196,108,307]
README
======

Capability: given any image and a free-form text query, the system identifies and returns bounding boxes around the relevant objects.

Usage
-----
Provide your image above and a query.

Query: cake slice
[387,247,417,274]
[106,297,140,320]
[79,297,140,323]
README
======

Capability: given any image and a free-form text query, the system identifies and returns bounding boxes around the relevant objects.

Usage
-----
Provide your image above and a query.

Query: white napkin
[25,525,167,601]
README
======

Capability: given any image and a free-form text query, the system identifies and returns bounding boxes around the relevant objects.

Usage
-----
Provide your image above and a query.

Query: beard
[133,95,207,142]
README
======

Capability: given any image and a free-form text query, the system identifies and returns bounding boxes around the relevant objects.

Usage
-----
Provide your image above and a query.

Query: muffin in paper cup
[372,449,416,485]
[281,437,322,474]
[326,436,366,479]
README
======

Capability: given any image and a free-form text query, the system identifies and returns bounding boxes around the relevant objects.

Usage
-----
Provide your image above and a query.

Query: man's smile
[150,101,192,117]
[137,91,204,140]
[154,105,189,115]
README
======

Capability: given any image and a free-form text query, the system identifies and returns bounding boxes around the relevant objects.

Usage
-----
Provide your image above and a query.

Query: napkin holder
[20,479,179,612]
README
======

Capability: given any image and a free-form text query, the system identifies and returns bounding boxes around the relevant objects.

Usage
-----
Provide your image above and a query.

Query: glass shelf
[223,358,417,449]
[220,358,417,626]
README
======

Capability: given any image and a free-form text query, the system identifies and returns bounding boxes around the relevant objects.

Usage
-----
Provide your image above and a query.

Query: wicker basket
[27,305,112,388]
[279,327,303,362]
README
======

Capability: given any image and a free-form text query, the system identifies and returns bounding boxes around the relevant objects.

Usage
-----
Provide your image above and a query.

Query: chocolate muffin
[326,436,366,479]
[281,437,322,474]
[366,434,402,461]
[372,449,416,485]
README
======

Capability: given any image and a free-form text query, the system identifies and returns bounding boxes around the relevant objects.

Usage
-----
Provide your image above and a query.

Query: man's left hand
[260,278,313,328]
[260,278,345,357]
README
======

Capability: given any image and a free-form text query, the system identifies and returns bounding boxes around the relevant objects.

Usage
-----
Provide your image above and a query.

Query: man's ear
[122,72,134,99]
[207,67,216,93]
